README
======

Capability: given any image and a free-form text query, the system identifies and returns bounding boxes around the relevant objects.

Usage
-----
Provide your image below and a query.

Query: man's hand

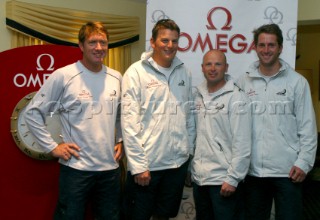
[134,171,151,186]
[220,182,236,197]
[51,143,81,161]
[289,166,307,183]
[114,142,124,162]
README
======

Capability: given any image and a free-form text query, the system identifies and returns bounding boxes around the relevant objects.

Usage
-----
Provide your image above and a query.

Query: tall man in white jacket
[121,19,195,220]
[24,22,123,220]
[191,49,252,220]
[237,23,317,220]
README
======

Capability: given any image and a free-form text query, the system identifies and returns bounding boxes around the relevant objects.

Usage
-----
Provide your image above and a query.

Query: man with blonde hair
[25,21,123,220]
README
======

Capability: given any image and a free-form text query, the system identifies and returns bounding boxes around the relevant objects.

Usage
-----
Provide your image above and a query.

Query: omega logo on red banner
[0,45,82,157]
[13,53,56,88]
[178,7,255,54]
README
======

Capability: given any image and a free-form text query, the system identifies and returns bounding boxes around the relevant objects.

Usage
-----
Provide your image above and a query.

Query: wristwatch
[10,92,62,160]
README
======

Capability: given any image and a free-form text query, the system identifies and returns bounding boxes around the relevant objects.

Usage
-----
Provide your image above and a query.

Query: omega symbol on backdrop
[178,6,255,54]
[145,10,170,51]
[286,28,297,46]
[36,53,55,71]
[206,7,232,31]
[151,10,169,23]
[264,6,283,24]
[13,53,56,88]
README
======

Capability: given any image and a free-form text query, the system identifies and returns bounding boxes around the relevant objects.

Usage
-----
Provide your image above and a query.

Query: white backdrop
[146,1,298,219]
[146,0,298,86]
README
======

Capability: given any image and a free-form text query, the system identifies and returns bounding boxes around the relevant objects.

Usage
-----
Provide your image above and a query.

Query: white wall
[0,0,146,62]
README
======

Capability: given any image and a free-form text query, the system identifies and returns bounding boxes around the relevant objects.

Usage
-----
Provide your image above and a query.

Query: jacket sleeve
[294,77,317,174]
[121,66,148,175]
[24,71,64,153]
[225,92,252,187]
[115,77,123,143]
[187,72,196,156]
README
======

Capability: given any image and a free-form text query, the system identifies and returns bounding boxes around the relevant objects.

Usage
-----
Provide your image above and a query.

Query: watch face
[10,92,62,160]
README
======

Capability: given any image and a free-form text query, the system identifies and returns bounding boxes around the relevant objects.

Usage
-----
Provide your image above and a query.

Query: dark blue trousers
[244,175,303,220]
[124,161,189,220]
[54,164,121,220]
[193,182,245,220]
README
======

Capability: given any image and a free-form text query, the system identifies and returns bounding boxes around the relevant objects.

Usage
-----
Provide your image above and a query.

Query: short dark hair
[78,21,109,44]
[253,23,283,47]
[151,19,180,40]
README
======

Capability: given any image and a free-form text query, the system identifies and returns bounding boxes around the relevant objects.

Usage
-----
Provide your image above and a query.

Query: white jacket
[24,61,122,171]
[121,52,195,175]
[191,78,252,187]
[237,59,317,177]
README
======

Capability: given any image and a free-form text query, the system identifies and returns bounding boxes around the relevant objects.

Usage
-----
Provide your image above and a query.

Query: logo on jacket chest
[78,89,92,100]
[108,90,117,101]
[178,80,185,86]
[276,89,286,96]
[246,88,258,97]
[194,101,225,114]
[146,79,161,89]
[246,88,287,97]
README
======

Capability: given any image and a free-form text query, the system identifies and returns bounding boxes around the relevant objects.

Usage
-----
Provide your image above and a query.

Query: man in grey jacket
[191,49,251,220]
[121,19,195,220]
[24,22,123,220]
[237,23,317,220]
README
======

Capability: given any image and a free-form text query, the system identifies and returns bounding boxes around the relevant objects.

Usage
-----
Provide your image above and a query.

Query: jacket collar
[141,51,184,70]
[197,74,235,99]
[246,58,290,78]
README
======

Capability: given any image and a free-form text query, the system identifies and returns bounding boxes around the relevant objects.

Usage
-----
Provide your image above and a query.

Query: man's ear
[78,42,84,52]
[279,45,283,55]
[150,37,155,49]
[252,44,257,51]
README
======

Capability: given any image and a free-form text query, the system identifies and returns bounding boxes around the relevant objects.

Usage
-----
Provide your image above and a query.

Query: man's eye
[100,41,107,45]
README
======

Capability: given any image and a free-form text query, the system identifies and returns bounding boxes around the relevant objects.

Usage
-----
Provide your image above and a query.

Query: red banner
[0,45,82,220]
